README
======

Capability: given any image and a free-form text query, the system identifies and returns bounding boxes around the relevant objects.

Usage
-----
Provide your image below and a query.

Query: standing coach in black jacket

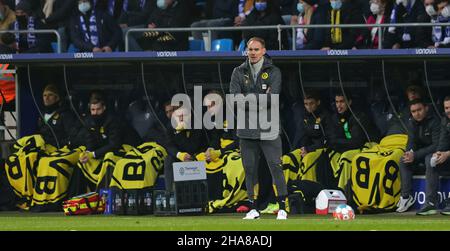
[229,37,288,220]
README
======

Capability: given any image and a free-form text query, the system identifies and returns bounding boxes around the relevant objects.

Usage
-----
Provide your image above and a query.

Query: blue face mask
[297,3,304,14]
[78,2,91,14]
[157,0,167,10]
[255,2,267,12]
[330,0,342,10]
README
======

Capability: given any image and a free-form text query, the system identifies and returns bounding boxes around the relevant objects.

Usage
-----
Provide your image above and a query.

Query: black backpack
[287,180,324,214]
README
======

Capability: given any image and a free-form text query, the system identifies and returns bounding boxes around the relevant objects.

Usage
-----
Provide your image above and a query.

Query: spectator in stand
[70,0,123,52]
[235,0,254,27]
[0,32,17,53]
[29,0,77,52]
[277,0,296,24]
[10,1,53,53]
[423,0,450,48]
[137,0,190,51]
[0,0,15,30]
[94,0,124,20]
[190,0,239,41]
[241,0,288,50]
[119,0,155,28]
[292,0,327,49]
[356,0,393,49]
[118,0,155,51]
[321,0,364,50]
[384,0,429,49]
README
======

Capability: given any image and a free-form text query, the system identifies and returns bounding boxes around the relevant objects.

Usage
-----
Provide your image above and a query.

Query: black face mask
[91,113,106,125]
[16,15,27,26]
[44,102,59,114]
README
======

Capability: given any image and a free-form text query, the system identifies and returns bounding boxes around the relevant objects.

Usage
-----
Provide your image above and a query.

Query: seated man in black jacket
[163,105,207,192]
[38,84,79,148]
[397,98,441,213]
[79,94,123,164]
[328,91,380,190]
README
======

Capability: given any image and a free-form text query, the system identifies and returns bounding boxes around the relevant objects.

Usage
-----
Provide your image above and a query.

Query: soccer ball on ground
[333,204,355,221]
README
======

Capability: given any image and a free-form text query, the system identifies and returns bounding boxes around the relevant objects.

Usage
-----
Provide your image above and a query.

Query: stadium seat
[67,44,79,53]
[237,39,246,52]
[189,39,205,51]
[51,42,58,53]
[211,39,234,52]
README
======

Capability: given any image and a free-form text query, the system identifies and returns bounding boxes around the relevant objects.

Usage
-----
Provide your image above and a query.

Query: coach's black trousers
[239,137,287,200]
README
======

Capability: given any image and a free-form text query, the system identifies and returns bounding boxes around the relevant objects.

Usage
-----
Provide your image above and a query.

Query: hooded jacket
[229,55,281,140]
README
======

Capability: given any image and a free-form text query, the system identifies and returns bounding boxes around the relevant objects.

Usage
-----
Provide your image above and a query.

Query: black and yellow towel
[109,142,167,190]
[207,150,247,213]
[329,142,377,190]
[282,148,326,184]
[4,135,83,209]
[351,134,407,212]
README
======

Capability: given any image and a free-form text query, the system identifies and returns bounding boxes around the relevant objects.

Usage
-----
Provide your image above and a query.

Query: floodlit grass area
[0,212,449,231]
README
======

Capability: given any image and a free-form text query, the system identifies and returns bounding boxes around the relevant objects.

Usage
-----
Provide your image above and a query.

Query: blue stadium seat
[211,39,234,52]
[67,44,79,53]
[237,39,246,52]
[51,42,58,53]
[189,39,205,51]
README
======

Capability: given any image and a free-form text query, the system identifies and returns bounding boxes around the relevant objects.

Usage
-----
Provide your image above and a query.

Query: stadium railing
[125,22,450,52]
[0,29,62,53]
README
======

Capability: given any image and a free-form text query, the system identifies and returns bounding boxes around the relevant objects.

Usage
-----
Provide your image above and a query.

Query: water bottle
[114,194,122,213]
[169,194,175,211]
[155,194,162,211]
[128,193,136,212]
[162,195,167,211]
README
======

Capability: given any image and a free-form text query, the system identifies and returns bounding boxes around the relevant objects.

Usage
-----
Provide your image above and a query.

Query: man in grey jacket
[417,96,450,216]
[229,37,288,220]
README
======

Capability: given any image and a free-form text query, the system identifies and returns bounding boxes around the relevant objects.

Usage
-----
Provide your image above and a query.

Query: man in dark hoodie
[70,0,122,52]
[396,98,441,213]
[229,37,288,220]
[37,84,79,148]
[10,1,53,53]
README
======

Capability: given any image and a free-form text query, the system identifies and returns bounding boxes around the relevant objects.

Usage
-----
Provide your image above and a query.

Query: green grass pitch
[0,212,449,231]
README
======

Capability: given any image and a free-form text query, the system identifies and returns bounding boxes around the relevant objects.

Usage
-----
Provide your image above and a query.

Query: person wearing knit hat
[43,84,60,113]
[37,84,80,148]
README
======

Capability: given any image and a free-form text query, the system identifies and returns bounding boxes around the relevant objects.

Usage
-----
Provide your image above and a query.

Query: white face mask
[370,3,380,15]
[442,5,450,17]
[425,5,437,17]
[78,2,91,14]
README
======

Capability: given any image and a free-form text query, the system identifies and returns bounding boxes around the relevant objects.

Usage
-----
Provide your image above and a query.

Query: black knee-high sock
[276,196,286,210]
[249,199,259,211]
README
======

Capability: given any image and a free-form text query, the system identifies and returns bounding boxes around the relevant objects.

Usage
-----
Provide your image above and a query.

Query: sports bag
[63,192,105,216]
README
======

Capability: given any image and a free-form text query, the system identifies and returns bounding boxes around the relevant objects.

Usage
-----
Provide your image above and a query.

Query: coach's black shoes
[416,202,438,216]
[441,199,450,215]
